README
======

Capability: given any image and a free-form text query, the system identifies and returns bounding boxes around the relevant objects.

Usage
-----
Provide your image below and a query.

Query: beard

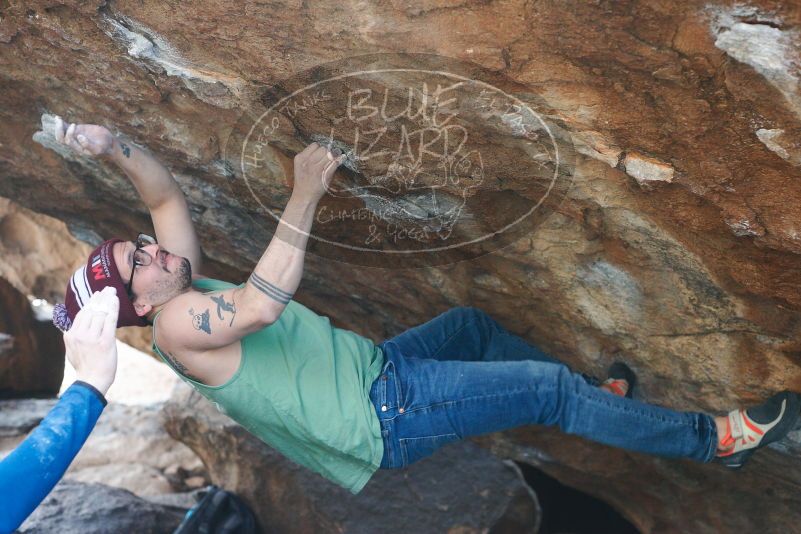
[147,255,193,305]
[174,256,192,290]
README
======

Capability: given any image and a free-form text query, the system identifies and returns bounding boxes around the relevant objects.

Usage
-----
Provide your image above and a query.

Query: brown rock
[183,476,206,489]
[164,383,541,533]
[19,481,187,534]
[0,197,91,303]
[1,0,801,531]
[66,462,174,497]
[0,276,64,398]
[479,423,801,534]
[65,401,204,495]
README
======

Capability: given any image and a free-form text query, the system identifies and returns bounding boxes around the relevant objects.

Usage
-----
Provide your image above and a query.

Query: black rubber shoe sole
[608,361,637,399]
[716,391,801,469]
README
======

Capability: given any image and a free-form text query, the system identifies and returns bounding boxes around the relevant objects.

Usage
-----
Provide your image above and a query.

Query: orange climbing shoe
[716,391,801,469]
[601,362,636,399]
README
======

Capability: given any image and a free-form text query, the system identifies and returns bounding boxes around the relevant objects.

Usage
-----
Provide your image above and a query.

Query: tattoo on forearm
[249,273,293,304]
[188,307,212,334]
[211,294,237,326]
[120,142,131,158]
[165,351,201,382]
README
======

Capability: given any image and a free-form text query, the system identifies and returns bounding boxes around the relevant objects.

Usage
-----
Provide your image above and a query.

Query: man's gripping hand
[292,143,346,203]
[63,287,120,396]
[53,116,115,158]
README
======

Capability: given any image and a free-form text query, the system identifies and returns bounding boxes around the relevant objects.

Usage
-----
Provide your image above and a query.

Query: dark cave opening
[516,462,640,534]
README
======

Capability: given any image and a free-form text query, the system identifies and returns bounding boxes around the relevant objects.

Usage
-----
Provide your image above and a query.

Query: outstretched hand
[53,116,115,158]
[292,143,346,203]
[63,286,120,396]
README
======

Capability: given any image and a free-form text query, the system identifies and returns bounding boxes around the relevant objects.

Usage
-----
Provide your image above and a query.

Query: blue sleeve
[0,381,106,533]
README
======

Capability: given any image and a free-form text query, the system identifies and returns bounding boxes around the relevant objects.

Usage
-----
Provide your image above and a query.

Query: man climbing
[53,117,800,494]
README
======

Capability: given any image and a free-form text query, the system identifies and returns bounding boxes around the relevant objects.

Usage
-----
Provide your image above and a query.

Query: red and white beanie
[53,238,148,331]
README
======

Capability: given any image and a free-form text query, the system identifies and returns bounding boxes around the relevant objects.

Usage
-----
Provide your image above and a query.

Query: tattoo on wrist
[120,142,131,158]
[188,307,212,334]
[249,273,293,304]
[211,293,237,326]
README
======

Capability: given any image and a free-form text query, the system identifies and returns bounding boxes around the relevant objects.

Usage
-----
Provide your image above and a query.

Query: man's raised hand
[53,116,115,158]
[292,142,346,203]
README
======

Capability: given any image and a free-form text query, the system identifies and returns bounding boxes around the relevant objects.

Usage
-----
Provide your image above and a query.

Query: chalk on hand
[53,116,65,142]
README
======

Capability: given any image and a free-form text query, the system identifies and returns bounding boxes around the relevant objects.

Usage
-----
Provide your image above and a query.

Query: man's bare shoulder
[154,284,256,355]
[153,287,244,385]
[154,289,204,352]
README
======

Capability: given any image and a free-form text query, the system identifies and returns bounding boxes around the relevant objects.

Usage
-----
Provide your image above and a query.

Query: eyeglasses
[126,233,157,299]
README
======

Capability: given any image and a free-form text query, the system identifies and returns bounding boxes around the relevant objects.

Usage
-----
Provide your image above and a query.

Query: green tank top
[152,277,385,494]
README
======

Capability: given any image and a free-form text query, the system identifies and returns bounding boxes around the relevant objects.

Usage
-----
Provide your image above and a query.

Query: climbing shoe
[602,361,636,399]
[716,391,801,469]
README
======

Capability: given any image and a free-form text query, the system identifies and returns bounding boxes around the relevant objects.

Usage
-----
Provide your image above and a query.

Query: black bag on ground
[173,485,259,534]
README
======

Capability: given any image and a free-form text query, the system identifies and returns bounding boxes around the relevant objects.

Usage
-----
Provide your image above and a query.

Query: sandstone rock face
[164,383,541,533]
[0,198,91,303]
[65,401,205,497]
[2,0,801,531]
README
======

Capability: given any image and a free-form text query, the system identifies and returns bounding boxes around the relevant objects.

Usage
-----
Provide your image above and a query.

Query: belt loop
[388,360,397,409]
[380,359,392,412]
[379,345,404,411]
[390,357,403,410]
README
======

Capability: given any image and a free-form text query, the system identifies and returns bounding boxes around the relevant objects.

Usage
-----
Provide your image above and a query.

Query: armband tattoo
[248,273,293,304]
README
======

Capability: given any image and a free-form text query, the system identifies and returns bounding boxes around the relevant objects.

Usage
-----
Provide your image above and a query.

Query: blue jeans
[369,307,718,469]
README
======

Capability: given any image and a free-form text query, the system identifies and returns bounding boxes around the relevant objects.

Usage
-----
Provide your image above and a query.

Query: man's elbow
[238,287,283,328]
[255,306,281,328]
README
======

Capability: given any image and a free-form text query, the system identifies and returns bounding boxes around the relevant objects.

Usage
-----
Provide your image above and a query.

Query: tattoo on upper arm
[188,307,212,334]
[211,294,237,326]
[165,351,201,382]
[249,273,293,304]
[120,142,131,158]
